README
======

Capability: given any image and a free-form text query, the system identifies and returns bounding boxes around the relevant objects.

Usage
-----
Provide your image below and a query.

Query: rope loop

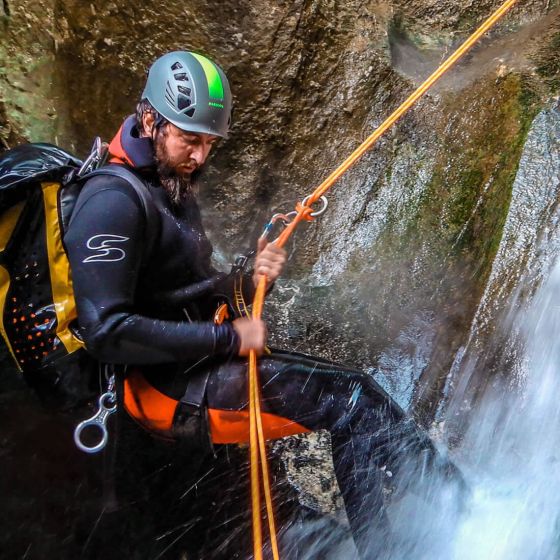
[295,195,328,222]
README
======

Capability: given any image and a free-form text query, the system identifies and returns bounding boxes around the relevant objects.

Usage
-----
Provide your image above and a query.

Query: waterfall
[403,104,560,559]
[441,253,560,559]
[372,252,560,560]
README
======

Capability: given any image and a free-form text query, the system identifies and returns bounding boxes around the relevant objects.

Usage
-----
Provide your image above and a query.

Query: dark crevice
[2,0,10,17]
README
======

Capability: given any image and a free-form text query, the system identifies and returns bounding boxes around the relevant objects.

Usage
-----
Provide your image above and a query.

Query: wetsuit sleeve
[64,180,239,364]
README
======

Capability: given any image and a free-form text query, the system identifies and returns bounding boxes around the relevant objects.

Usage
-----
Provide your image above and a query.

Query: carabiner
[260,211,298,240]
[77,137,109,178]
[74,391,117,454]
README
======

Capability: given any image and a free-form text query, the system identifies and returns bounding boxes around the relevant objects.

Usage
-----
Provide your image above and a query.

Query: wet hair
[135,98,167,135]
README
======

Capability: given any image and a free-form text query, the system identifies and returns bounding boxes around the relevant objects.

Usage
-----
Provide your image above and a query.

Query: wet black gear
[65,117,245,366]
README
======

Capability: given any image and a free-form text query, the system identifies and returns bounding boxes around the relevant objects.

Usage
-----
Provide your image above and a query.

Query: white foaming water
[444,258,560,560]
[365,258,560,560]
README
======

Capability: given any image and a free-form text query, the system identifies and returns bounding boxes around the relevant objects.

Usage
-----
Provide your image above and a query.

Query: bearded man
[64,51,461,559]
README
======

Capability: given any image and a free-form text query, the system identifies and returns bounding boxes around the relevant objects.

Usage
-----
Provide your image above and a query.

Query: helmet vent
[177,96,191,111]
[178,86,191,96]
[165,82,175,99]
[165,81,176,108]
[184,108,195,118]
[171,62,183,71]
[174,73,189,81]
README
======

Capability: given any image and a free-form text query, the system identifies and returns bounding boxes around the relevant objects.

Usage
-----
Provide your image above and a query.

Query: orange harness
[123,368,310,444]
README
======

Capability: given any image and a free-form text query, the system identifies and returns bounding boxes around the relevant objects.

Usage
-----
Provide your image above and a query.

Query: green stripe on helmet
[191,53,224,102]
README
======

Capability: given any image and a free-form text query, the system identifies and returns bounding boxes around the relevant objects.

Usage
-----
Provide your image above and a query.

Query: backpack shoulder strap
[87,165,157,227]
[85,166,159,258]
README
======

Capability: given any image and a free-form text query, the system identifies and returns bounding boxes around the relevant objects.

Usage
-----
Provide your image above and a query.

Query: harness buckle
[233,254,249,272]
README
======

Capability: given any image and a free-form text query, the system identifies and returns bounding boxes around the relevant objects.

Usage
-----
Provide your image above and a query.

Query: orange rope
[255,355,280,559]
[249,350,263,558]
[248,0,519,557]
[249,278,280,560]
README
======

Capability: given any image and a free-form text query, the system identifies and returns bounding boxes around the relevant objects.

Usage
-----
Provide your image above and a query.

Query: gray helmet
[142,51,232,138]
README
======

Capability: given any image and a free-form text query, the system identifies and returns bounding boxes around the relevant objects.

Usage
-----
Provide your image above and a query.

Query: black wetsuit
[64,116,456,559]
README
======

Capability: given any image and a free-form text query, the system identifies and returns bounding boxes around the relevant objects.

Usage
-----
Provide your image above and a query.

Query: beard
[154,129,200,206]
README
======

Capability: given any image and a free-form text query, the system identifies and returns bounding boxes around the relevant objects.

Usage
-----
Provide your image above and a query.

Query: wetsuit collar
[108,115,155,169]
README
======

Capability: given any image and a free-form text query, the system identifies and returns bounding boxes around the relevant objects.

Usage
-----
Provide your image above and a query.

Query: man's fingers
[265,245,286,257]
[253,243,287,286]
[258,242,286,258]
[232,317,268,356]
[256,261,284,276]
[256,266,272,278]
[257,250,287,265]
[257,256,285,268]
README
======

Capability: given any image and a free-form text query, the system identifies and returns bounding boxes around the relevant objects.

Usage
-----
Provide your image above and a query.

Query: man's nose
[191,143,212,166]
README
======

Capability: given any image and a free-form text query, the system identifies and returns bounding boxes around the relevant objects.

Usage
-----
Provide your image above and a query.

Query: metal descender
[74,370,117,454]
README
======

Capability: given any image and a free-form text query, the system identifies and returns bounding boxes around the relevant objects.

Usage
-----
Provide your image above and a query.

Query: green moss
[1,55,59,143]
[341,71,542,351]
[416,74,537,266]
[364,72,544,421]
[389,15,453,50]
[535,32,560,92]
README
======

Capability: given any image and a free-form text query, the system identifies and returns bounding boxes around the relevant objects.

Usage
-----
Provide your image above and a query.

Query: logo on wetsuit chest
[83,234,130,263]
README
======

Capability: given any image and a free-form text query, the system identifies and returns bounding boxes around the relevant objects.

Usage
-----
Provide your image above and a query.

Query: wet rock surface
[2,1,560,558]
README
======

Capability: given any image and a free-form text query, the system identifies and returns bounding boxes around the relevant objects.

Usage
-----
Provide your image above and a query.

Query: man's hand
[253,237,287,288]
[232,317,267,356]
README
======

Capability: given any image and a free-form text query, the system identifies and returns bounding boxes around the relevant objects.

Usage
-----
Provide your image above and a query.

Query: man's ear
[142,111,156,137]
